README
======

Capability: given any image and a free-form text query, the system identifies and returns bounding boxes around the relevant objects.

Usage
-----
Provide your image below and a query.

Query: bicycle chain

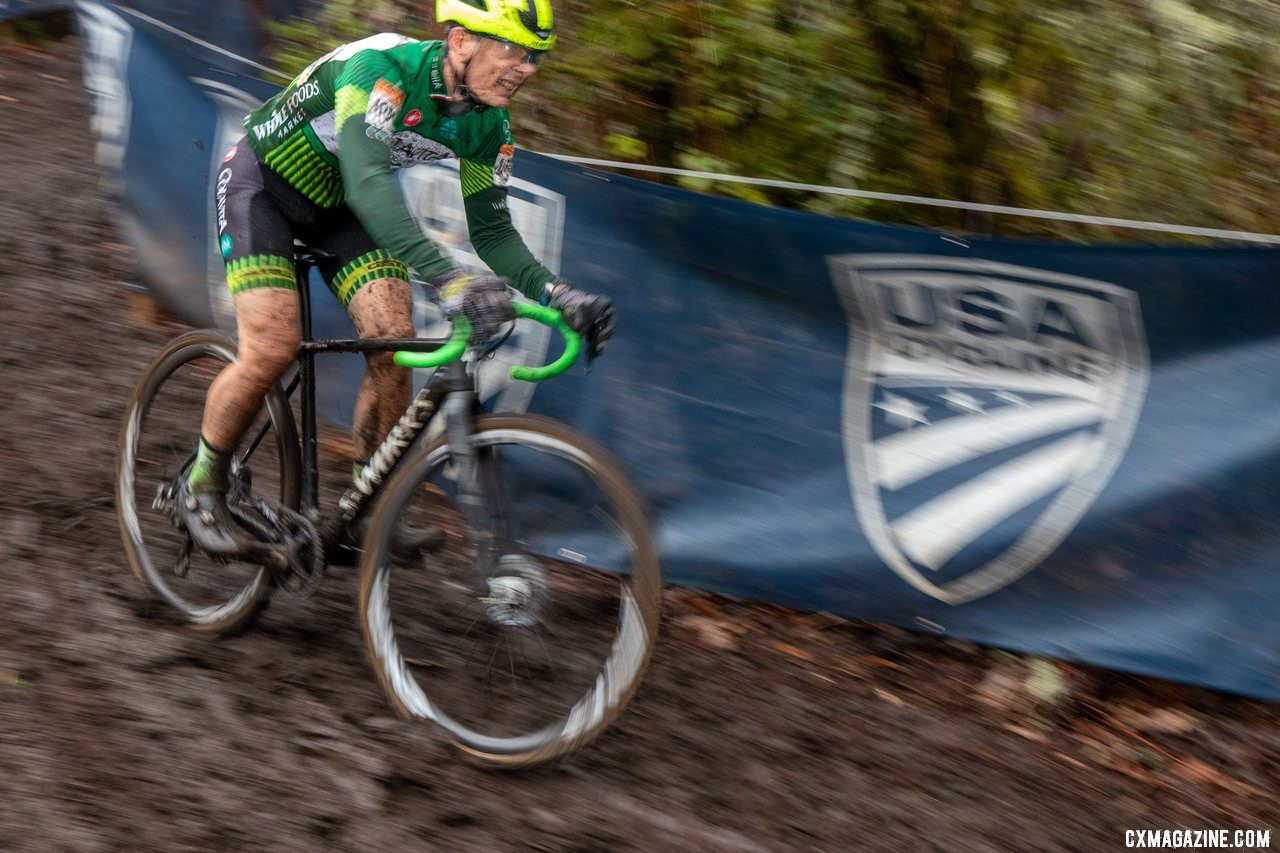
[157,476,325,600]
[239,493,326,600]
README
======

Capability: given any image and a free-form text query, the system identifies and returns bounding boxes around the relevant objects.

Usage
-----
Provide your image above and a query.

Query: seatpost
[295,254,319,516]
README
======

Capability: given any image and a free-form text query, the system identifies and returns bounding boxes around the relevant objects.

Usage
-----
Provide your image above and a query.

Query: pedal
[154,481,180,523]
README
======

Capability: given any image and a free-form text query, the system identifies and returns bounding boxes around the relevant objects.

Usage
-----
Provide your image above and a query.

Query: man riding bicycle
[181,0,615,556]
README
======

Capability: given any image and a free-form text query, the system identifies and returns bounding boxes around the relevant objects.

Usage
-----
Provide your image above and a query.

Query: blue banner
[515,157,1280,701]
[48,2,1280,699]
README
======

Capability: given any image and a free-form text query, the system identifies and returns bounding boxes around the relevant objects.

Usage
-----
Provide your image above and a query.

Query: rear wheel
[359,414,661,768]
[116,330,300,634]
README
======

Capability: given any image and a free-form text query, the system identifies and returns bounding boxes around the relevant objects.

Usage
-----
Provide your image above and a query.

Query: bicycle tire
[358,413,661,768]
[116,329,301,634]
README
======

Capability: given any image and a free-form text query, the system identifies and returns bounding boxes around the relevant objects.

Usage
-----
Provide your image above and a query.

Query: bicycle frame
[245,249,476,555]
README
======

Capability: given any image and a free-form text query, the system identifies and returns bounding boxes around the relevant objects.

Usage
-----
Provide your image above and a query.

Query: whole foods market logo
[828,255,1149,604]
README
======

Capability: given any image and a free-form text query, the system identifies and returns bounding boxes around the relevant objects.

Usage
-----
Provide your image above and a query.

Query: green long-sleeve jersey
[243,33,555,299]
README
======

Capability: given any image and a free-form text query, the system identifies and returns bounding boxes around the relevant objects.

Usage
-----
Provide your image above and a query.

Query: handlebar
[392,301,583,382]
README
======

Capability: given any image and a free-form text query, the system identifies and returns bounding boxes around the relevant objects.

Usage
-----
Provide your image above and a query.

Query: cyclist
[181,0,615,556]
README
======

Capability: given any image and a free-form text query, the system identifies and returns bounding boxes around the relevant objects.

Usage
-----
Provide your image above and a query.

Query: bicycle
[115,248,662,768]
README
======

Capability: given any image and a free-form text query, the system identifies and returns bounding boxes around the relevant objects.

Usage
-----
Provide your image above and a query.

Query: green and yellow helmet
[436,0,556,52]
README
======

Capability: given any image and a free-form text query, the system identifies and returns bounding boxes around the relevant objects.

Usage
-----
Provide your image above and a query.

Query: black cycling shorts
[213,139,408,306]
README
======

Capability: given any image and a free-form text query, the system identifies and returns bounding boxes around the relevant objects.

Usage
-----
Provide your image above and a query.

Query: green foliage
[265,0,1280,239]
[263,0,432,76]
[0,10,74,47]
[541,1,883,215]
[603,132,648,160]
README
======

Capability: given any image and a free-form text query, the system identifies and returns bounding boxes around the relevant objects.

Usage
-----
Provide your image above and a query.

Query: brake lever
[582,316,612,373]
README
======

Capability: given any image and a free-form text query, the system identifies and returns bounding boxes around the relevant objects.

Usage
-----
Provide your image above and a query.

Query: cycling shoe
[176,481,256,558]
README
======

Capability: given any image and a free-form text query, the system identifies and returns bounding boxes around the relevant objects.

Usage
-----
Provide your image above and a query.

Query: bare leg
[202,287,301,452]
[346,278,415,461]
[181,286,300,555]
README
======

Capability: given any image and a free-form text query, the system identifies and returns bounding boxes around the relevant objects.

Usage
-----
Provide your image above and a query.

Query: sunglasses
[482,36,548,67]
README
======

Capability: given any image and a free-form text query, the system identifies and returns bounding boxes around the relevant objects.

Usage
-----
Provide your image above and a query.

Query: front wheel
[358,414,661,768]
[116,330,300,634]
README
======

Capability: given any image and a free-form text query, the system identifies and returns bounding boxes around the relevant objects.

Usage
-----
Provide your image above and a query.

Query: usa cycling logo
[828,255,1149,604]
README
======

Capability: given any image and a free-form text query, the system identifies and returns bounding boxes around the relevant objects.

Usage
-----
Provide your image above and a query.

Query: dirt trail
[0,38,1276,852]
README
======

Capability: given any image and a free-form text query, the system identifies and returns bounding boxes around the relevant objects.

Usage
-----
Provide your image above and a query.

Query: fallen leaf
[1002,723,1048,742]
[1052,750,1087,769]
[673,614,737,651]
[684,595,725,618]
[1109,760,1168,789]
[834,664,867,680]
[775,643,814,663]
[976,667,1023,710]
[1025,658,1070,705]
[1171,758,1249,794]
[1117,706,1198,736]
[2,672,33,689]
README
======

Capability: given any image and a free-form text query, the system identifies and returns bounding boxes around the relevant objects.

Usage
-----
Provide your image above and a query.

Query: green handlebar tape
[393,317,471,369]
[508,302,582,382]
[391,302,582,382]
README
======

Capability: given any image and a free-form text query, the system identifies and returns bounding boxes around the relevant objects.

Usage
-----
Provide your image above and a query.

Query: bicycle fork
[331,362,494,556]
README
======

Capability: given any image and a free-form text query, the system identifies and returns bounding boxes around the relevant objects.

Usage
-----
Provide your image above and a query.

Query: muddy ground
[0,37,1276,853]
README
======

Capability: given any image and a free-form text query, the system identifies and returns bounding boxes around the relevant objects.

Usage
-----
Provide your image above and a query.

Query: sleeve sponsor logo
[367,80,405,133]
[494,144,515,187]
[828,255,1150,604]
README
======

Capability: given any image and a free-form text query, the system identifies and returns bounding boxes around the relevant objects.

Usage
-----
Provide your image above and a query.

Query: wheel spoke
[359,415,661,767]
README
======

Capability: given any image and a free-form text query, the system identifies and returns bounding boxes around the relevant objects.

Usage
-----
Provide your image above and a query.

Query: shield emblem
[828,255,1149,604]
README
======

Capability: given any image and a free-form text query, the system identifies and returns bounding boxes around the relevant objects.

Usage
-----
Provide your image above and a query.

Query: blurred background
[0,2,1277,850]
[254,0,1279,239]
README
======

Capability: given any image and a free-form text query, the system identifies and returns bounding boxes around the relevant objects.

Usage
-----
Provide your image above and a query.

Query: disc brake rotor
[481,552,550,627]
